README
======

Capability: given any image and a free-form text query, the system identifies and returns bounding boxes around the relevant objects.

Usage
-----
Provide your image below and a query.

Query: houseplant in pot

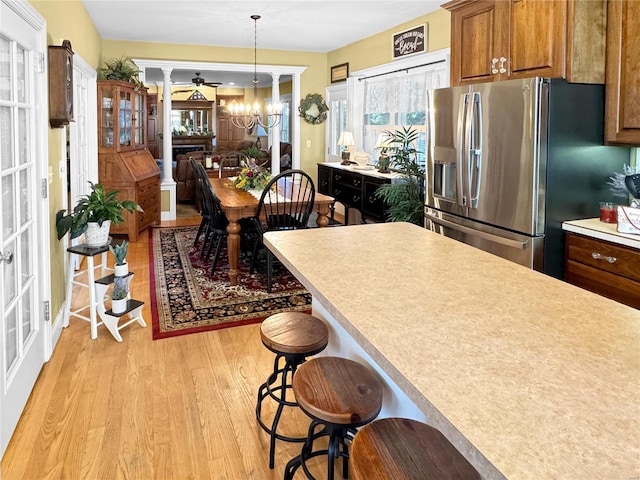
[109,240,129,277]
[56,182,143,247]
[374,126,425,225]
[111,275,131,314]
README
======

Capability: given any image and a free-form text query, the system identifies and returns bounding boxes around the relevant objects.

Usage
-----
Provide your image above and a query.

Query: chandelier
[229,15,282,131]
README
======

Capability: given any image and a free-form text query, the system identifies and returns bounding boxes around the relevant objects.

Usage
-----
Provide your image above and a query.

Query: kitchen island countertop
[264,222,639,480]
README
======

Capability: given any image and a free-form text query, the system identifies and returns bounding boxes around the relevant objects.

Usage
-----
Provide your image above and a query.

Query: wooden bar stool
[350,418,481,480]
[284,356,383,480]
[256,312,329,469]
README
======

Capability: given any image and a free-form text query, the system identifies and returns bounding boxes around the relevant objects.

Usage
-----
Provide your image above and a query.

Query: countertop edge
[562,218,640,249]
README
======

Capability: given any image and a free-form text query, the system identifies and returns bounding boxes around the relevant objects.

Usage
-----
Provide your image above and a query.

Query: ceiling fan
[172,72,222,93]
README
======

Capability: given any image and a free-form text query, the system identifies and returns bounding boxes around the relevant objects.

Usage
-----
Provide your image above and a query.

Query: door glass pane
[20,229,30,287]
[16,45,26,103]
[18,107,27,164]
[0,36,10,101]
[5,307,17,372]
[3,237,16,307]
[21,286,33,342]
[1,105,13,169]
[19,168,29,225]
[2,174,15,237]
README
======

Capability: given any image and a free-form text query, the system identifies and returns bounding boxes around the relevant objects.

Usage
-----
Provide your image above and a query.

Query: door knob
[0,251,14,264]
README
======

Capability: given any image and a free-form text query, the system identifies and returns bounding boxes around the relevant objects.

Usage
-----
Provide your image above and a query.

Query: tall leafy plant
[374,126,425,225]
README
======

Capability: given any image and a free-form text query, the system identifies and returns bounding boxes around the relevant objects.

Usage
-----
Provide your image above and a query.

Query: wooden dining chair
[217,151,250,178]
[190,158,210,248]
[249,169,315,293]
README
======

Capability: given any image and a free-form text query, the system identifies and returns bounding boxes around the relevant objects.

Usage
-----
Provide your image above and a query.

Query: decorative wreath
[299,93,329,125]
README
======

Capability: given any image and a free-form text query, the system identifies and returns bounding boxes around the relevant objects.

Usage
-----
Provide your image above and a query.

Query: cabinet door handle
[491,57,499,74]
[498,57,507,74]
[592,252,617,263]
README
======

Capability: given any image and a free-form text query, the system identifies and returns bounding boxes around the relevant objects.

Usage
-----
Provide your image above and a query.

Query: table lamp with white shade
[338,131,356,165]
[374,133,394,173]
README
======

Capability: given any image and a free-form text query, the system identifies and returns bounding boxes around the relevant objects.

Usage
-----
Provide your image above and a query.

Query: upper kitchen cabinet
[605,0,640,145]
[443,0,606,86]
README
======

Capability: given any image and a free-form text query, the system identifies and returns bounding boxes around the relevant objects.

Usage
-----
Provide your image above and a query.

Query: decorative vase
[111,297,127,314]
[114,262,129,277]
[85,220,111,247]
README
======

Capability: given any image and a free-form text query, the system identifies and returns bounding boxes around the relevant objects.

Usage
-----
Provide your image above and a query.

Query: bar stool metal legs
[255,312,329,469]
[283,356,383,480]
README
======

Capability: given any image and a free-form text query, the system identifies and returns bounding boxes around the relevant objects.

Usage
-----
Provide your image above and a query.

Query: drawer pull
[592,252,617,263]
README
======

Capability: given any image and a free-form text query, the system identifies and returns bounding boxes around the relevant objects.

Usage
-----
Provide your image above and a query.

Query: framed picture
[393,24,427,59]
[331,63,349,83]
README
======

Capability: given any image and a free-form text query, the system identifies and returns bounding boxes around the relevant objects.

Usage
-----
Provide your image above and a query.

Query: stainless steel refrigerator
[424,77,630,279]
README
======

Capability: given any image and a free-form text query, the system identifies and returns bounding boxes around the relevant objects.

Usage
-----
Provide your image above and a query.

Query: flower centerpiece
[232,159,270,191]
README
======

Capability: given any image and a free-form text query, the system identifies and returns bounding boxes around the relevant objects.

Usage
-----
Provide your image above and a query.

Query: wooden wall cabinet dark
[318,163,390,224]
[604,0,640,145]
[565,232,640,309]
[48,40,74,128]
[442,0,606,87]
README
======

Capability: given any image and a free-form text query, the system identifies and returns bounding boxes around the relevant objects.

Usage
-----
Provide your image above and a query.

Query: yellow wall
[28,0,102,319]
[29,2,451,323]
[327,8,450,78]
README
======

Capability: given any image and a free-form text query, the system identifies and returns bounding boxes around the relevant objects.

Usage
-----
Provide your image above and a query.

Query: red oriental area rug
[149,226,311,339]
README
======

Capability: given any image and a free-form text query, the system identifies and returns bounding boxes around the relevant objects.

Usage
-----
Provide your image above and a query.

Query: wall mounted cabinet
[443,0,606,86]
[604,0,640,145]
[48,40,74,128]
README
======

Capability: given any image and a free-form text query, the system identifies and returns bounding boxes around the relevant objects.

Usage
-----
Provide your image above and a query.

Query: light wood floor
[1,214,331,479]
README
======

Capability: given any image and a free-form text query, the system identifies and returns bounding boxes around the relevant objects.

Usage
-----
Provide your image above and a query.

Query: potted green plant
[242,146,264,162]
[98,56,143,87]
[109,240,129,277]
[374,126,425,225]
[56,182,143,247]
[111,275,131,314]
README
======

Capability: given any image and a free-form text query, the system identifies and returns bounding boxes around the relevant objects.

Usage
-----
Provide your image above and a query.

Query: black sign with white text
[393,24,426,59]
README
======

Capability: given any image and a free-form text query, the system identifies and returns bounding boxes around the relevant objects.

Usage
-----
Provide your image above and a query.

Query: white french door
[0,0,49,458]
[325,84,347,160]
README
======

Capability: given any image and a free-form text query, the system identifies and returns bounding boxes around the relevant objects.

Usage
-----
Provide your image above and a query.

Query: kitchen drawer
[332,170,362,190]
[565,259,640,309]
[138,176,159,197]
[332,185,362,210]
[566,234,640,282]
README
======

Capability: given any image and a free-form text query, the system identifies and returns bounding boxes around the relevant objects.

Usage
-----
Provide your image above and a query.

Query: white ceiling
[82,0,443,88]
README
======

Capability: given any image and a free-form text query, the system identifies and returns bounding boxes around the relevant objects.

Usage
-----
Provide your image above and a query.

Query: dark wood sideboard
[317,163,391,224]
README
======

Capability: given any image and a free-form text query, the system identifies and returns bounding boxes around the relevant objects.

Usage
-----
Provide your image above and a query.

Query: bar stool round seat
[350,418,481,480]
[284,356,383,480]
[256,312,329,469]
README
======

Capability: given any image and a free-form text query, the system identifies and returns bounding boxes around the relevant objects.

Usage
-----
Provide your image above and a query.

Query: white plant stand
[95,273,146,342]
[64,243,146,342]
[64,243,111,339]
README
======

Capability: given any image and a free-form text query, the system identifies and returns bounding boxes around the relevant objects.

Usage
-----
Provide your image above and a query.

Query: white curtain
[360,62,448,165]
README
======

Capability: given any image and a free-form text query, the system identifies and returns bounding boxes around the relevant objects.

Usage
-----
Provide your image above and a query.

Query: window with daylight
[359,61,448,167]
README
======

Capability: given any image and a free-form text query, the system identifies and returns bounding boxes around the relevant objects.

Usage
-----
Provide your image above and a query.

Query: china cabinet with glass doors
[97,80,161,242]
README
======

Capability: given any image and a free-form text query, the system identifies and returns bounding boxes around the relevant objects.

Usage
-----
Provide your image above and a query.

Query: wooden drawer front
[363,180,386,220]
[566,260,640,309]
[566,234,640,282]
[332,171,362,190]
[333,185,361,210]
[318,166,331,195]
[138,176,159,197]
[138,203,160,229]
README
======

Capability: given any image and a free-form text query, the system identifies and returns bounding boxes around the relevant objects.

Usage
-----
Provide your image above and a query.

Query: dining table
[209,177,335,286]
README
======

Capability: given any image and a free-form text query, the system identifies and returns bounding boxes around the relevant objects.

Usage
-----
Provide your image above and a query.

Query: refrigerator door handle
[456,93,469,207]
[426,213,529,250]
[469,92,482,208]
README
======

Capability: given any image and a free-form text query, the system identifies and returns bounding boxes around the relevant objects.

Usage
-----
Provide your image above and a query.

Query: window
[325,84,347,160]
[361,63,447,167]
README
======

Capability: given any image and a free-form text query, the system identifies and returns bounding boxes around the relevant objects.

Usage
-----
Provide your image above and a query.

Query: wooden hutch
[97,80,161,242]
